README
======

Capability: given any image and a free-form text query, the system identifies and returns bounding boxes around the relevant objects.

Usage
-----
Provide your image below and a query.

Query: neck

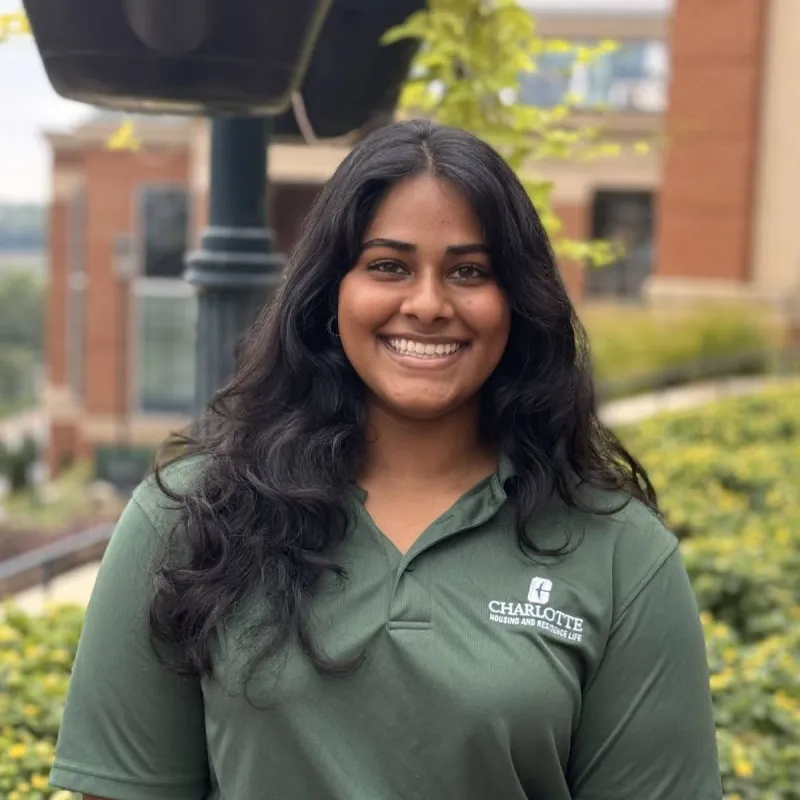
[360,398,496,490]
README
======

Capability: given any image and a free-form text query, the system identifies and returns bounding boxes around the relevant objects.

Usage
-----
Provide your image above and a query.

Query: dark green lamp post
[23,0,423,412]
[183,115,285,409]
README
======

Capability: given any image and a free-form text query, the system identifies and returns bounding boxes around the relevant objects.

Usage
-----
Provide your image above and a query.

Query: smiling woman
[49,120,721,800]
[337,175,510,428]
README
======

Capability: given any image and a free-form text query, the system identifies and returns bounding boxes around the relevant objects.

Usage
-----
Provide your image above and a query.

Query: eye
[367,260,409,277]
[450,264,490,282]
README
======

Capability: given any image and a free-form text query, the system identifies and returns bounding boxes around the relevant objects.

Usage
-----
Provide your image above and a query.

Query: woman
[50,120,721,800]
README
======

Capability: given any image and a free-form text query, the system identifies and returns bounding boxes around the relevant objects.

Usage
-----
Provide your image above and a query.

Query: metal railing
[0,523,113,598]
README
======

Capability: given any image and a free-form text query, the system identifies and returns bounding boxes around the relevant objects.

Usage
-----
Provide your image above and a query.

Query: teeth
[385,338,464,358]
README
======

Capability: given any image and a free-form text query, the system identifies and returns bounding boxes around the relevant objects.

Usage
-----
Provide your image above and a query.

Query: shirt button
[405,562,416,573]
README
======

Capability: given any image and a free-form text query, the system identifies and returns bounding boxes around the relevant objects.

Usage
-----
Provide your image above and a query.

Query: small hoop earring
[327,315,340,339]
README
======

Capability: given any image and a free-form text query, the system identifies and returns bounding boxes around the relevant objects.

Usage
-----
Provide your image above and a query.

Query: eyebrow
[361,238,489,256]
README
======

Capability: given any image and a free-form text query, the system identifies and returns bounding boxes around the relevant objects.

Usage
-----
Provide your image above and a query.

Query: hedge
[582,303,781,398]
[619,380,800,798]
[0,603,80,800]
[2,381,800,798]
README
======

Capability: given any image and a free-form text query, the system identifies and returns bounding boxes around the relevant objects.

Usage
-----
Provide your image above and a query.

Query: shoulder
[581,485,677,570]
[130,454,209,539]
[533,485,679,623]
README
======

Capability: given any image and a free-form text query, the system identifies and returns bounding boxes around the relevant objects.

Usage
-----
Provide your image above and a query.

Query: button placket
[387,565,432,629]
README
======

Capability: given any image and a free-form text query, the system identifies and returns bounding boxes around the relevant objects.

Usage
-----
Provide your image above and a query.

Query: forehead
[365,175,484,243]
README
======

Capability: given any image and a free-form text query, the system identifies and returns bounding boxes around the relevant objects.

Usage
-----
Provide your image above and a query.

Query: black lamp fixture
[21,0,333,115]
[273,0,425,141]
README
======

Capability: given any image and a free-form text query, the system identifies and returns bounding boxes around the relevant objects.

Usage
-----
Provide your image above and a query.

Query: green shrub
[0,603,81,799]
[581,303,781,397]
[619,380,800,798]
[1,436,40,494]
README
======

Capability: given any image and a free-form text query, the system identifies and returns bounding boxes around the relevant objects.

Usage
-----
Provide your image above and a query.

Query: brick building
[42,0,799,473]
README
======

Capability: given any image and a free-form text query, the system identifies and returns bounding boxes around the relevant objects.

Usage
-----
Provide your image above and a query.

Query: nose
[399,271,453,324]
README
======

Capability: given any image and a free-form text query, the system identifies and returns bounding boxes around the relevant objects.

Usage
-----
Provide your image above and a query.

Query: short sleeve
[49,496,210,800]
[567,545,722,800]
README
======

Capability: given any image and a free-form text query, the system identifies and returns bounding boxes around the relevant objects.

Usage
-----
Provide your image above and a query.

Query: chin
[384,395,463,421]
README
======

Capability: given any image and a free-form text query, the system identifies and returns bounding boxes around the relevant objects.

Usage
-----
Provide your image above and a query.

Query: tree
[0,270,44,353]
[0,270,43,417]
[384,0,644,266]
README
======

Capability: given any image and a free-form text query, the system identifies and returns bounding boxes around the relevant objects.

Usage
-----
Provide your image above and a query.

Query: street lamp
[184,116,285,410]
[273,0,424,140]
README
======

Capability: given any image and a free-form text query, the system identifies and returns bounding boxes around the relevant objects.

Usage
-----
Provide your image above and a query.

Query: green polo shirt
[50,457,721,799]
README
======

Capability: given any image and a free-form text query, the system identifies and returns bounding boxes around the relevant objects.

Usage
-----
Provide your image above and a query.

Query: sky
[0,0,672,204]
[0,0,94,203]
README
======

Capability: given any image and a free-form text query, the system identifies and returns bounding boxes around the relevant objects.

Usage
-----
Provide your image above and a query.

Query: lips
[383,337,467,358]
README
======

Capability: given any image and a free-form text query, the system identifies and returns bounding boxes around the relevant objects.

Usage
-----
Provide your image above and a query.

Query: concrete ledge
[645,276,765,305]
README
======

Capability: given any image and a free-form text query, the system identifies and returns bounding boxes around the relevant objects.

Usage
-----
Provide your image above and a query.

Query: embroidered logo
[488,576,584,643]
[528,576,553,604]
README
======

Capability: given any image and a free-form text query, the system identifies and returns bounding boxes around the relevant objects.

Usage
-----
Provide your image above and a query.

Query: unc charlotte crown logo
[528,576,553,604]
[488,576,584,643]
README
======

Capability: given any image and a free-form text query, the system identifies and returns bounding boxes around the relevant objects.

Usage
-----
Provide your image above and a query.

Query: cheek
[461,291,511,346]
[337,276,395,336]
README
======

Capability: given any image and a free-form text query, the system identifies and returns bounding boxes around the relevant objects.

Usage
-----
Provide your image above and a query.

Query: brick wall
[82,147,189,418]
[553,202,589,300]
[47,197,69,388]
[655,0,768,283]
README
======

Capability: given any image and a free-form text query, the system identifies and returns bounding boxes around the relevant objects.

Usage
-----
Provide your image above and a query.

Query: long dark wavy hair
[150,119,657,681]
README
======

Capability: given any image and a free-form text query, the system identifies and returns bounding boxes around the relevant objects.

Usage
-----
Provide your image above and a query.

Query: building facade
[43,0,799,473]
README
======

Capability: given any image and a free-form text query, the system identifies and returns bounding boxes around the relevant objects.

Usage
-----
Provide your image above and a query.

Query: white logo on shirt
[487,576,584,644]
[528,576,553,604]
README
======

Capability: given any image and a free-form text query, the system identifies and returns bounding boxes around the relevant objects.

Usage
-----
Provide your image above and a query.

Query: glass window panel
[139,186,189,279]
[586,190,654,301]
[519,40,668,113]
[137,291,197,413]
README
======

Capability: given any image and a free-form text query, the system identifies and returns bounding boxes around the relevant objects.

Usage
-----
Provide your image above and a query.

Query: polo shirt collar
[351,453,516,506]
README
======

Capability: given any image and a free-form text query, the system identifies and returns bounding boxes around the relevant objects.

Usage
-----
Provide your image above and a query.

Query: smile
[381,337,468,361]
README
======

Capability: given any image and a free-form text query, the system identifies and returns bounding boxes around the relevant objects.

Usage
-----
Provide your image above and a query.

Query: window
[135,280,197,414]
[519,40,668,113]
[139,185,190,278]
[134,184,196,414]
[585,190,654,301]
[66,188,86,400]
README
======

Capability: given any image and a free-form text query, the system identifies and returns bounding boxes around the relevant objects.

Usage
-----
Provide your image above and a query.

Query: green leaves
[0,12,30,43]
[386,0,636,266]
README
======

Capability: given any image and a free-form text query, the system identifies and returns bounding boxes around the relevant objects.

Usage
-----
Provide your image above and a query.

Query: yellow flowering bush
[621,380,800,798]
[2,380,800,797]
[0,603,82,799]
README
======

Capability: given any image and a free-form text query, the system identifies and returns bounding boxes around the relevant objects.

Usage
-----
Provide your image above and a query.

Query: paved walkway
[10,561,104,615]
[598,374,792,427]
[8,374,795,613]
